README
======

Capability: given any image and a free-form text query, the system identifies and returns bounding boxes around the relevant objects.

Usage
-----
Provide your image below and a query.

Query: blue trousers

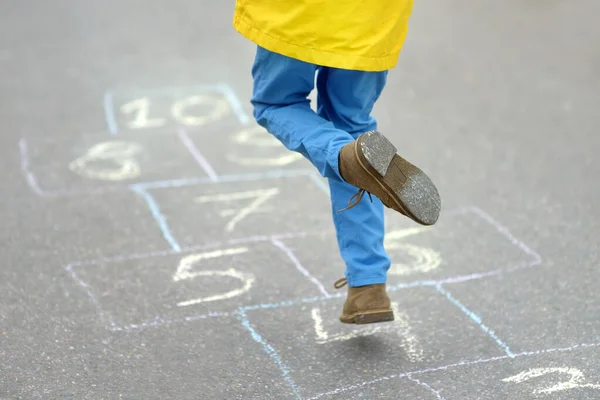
[250,46,391,287]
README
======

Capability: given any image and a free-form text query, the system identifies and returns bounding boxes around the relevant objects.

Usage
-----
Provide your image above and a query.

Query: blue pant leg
[250,46,354,182]
[316,67,391,287]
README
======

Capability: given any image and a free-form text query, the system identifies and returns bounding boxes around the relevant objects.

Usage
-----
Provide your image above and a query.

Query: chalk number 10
[120,95,230,130]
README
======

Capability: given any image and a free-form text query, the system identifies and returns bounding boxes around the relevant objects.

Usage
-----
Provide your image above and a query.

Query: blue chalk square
[66,239,328,332]
[140,173,333,249]
[103,84,250,135]
[243,286,508,399]
[19,130,214,196]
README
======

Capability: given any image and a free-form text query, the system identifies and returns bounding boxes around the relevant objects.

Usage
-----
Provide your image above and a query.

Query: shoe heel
[355,310,395,324]
[358,131,397,177]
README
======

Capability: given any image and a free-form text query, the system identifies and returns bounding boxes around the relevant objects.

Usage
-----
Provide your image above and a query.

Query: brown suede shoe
[334,278,394,324]
[338,130,441,226]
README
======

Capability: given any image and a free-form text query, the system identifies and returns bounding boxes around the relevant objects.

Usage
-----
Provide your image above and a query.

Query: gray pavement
[1,1,599,399]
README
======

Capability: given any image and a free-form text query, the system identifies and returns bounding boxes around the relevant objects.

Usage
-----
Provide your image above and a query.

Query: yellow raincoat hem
[233,16,401,72]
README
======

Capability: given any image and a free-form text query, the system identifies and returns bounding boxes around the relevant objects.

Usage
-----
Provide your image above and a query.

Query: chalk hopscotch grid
[23,83,554,398]
[60,178,542,398]
[50,81,544,398]
[131,188,541,296]
[62,203,542,398]
[232,206,541,399]
[64,205,541,333]
[306,342,600,400]
[103,83,251,135]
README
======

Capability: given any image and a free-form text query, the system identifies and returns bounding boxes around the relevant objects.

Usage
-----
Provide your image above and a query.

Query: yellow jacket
[233,0,414,72]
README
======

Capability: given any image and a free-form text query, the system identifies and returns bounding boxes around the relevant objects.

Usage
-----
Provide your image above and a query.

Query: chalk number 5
[172,248,256,307]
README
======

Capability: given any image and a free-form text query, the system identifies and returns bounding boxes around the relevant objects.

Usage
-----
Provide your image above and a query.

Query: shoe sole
[356,131,441,225]
[339,309,395,324]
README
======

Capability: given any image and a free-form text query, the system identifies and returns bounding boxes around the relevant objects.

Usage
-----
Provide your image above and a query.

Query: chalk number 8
[69,141,142,181]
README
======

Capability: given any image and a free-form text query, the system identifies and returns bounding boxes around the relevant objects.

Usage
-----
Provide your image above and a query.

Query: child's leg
[250,46,354,182]
[316,67,391,287]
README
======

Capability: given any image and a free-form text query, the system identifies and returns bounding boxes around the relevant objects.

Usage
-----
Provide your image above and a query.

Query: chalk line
[236,309,302,399]
[68,231,313,267]
[103,91,119,135]
[75,256,542,333]
[435,284,514,358]
[130,185,181,252]
[19,138,46,196]
[415,258,540,288]
[466,206,542,264]
[271,238,331,297]
[407,375,447,400]
[109,311,231,332]
[17,153,314,198]
[74,261,540,333]
[307,342,600,399]
[135,168,314,190]
[64,264,117,330]
[66,217,542,333]
[217,83,251,125]
[177,128,219,182]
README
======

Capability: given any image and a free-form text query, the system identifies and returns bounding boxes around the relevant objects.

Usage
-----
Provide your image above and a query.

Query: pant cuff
[327,140,350,182]
[347,276,387,287]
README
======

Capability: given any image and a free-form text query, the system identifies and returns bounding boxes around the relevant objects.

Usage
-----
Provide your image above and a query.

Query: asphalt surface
[1,1,599,399]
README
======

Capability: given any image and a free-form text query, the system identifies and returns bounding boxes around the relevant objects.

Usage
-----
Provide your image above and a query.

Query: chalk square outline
[305,342,600,400]
[18,130,281,198]
[132,172,331,253]
[239,283,514,400]
[103,83,251,135]
[276,205,543,292]
[234,206,543,398]
[64,232,330,333]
